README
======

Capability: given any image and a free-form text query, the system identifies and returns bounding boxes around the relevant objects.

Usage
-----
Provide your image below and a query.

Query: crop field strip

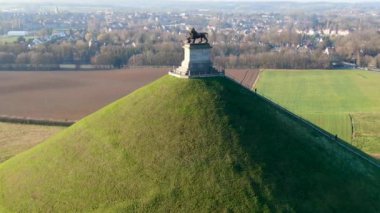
[0,122,64,163]
[256,70,380,159]
[0,115,72,160]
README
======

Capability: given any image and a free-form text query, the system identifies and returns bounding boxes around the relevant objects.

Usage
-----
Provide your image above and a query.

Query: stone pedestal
[169,43,223,78]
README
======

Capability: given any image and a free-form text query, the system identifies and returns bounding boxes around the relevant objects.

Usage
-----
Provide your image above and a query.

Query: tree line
[0,28,379,70]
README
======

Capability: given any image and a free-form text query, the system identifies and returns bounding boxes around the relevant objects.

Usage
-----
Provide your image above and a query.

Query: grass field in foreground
[256,69,380,159]
[0,122,64,163]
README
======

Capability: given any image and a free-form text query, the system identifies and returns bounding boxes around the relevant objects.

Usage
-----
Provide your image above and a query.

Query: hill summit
[0,76,379,212]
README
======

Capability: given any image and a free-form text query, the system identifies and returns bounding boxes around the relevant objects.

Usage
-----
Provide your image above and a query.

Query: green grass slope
[0,75,379,212]
[256,70,380,158]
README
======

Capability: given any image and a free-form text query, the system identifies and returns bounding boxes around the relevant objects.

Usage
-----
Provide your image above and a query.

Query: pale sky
[0,0,379,6]
[0,0,379,2]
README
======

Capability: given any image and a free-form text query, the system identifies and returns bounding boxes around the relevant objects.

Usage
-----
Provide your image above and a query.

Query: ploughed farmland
[0,68,168,121]
[225,69,260,88]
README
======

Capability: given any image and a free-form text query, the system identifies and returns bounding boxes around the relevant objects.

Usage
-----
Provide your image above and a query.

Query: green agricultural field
[256,69,380,159]
[0,36,35,44]
[0,37,16,44]
[0,122,64,163]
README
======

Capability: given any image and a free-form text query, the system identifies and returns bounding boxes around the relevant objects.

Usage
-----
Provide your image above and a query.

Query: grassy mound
[0,75,379,212]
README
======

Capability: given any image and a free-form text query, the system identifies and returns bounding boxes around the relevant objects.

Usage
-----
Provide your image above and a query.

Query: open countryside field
[0,67,167,121]
[256,70,380,159]
[0,122,64,163]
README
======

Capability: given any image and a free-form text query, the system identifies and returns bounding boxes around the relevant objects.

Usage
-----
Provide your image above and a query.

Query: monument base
[168,71,224,79]
[169,43,224,78]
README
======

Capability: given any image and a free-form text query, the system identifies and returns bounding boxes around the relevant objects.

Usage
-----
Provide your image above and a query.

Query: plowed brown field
[0,68,167,121]
[225,69,260,89]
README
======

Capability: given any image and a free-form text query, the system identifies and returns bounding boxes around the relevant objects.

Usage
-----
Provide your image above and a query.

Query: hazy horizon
[1,0,379,3]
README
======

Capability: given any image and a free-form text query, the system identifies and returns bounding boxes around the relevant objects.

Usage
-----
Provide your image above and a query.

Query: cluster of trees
[126,43,182,66]
[335,30,380,68]
[1,27,380,70]
[0,42,81,65]
[211,28,380,69]
[214,50,330,69]
[0,30,183,68]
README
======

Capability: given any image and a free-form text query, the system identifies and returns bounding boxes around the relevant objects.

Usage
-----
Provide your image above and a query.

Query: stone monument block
[169,43,223,78]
